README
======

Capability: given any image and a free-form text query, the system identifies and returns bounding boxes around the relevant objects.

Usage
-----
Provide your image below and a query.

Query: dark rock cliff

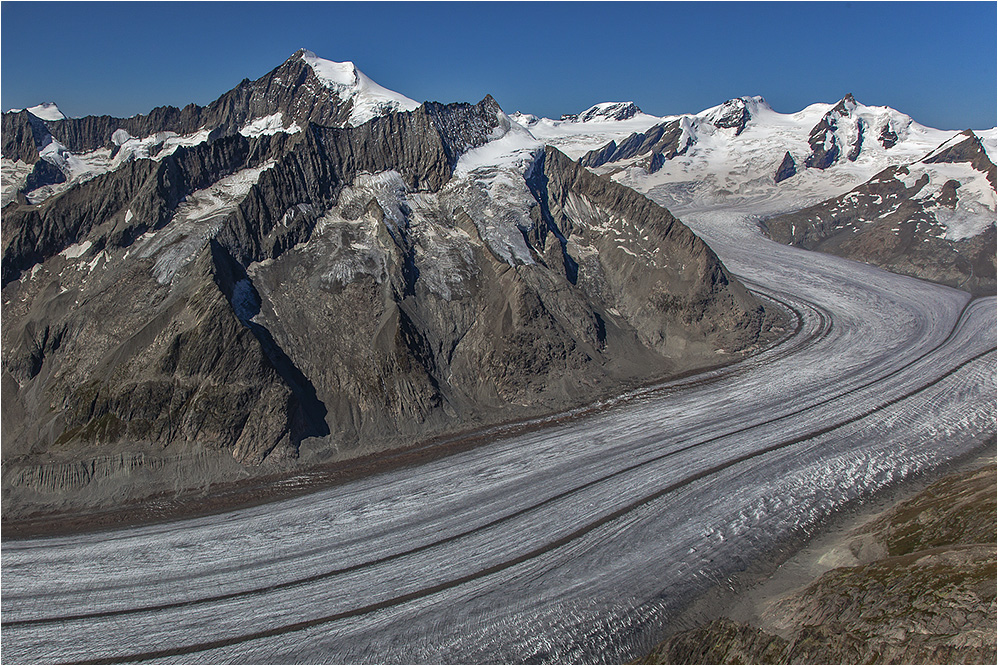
[1,110,43,164]
[710,98,751,135]
[773,151,797,184]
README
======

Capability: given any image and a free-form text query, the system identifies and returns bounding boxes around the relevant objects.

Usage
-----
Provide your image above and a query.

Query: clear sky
[2,1,995,130]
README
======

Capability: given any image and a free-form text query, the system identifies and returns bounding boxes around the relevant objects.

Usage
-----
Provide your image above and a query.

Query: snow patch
[239,113,302,137]
[112,128,212,167]
[975,128,998,164]
[60,240,92,259]
[933,200,996,241]
[1,158,33,206]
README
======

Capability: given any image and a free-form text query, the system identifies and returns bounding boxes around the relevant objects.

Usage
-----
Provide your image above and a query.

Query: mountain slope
[762,130,997,295]
[642,464,997,665]
[546,93,995,294]
[1,55,780,518]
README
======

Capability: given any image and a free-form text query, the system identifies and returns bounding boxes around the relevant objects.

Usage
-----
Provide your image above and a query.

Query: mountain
[576,94,947,179]
[5,103,68,121]
[509,102,665,161]
[1,52,779,517]
[763,130,997,295]
[556,93,996,294]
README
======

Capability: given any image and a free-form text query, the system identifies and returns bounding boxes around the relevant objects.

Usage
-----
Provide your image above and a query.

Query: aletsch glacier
[1,50,995,664]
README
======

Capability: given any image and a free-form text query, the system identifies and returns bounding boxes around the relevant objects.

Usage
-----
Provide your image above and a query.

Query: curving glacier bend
[2,207,995,663]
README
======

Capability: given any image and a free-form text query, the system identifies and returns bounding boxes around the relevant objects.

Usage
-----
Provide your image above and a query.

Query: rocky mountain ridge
[1,51,779,518]
[1,49,415,202]
[561,101,643,123]
[763,129,997,295]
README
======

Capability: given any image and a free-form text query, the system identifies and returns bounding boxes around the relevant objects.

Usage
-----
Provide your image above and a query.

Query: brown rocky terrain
[641,463,997,665]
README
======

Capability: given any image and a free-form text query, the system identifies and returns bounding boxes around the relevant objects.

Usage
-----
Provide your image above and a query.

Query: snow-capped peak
[701,96,772,121]
[8,102,67,121]
[699,97,771,135]
[298,49,419,127]
[834,92,858,115]
[509,111,540,127]
[562,101,643,123]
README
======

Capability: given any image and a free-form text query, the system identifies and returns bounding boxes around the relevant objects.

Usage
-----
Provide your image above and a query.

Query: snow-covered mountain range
[507,93,996,293]
[513,94,995,213]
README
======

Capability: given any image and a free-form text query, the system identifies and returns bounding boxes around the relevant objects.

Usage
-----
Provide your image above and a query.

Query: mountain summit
[297,49,419,125]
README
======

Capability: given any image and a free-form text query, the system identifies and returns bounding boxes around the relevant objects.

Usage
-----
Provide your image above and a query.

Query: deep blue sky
[2,2,995,129]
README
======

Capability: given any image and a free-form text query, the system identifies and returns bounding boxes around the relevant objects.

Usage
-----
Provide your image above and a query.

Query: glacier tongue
[136,162,276,284]
[450,109,541,266]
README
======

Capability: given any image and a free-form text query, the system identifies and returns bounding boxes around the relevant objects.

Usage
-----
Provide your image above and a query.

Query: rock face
[641,464,998,665]
[773,151,797,184]
[579,117,694,168]
[561,102,642,123]
[1,57,779,518]
[707,98,751,135]
[764,130,997,295]
[1,110,42,164]
[804,93,864,169]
